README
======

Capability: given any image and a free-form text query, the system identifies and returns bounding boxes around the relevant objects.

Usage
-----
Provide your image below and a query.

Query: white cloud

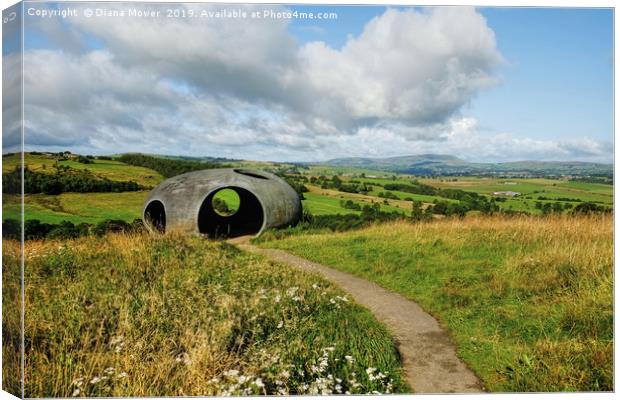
[16,4,610,163]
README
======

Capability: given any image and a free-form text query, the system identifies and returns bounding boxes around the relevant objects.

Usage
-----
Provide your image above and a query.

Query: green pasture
[260,215,613,392]
[3,192,148,224]
[2,153,164,187]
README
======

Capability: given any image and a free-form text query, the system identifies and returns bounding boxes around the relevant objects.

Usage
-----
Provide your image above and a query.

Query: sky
[2,2,614,163]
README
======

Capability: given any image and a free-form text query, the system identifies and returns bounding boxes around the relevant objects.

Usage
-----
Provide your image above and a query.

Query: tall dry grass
[11,232,407,397]
[263,214,613,391]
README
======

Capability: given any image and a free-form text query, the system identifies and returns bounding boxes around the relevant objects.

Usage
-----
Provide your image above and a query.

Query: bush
[2,219,20,240]
[5,218,145,240]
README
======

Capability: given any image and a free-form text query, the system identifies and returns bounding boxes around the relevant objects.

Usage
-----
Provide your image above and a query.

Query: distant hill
[322,154,612,176]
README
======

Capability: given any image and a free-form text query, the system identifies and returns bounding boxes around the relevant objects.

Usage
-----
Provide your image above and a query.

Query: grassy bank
[259,215,613,391]
[11,233,407,396]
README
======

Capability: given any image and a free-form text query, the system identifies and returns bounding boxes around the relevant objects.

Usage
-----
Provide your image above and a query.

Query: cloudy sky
[2,2,613,163]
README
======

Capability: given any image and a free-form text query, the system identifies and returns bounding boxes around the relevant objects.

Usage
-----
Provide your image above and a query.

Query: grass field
[3,153,612,225]
[3,192,148,224]
[259,215,613,392]
[6,233,407,396]
[305,186,408,214]
[302,192,361,216]
[420,177,613,206]
[2,154,164,187]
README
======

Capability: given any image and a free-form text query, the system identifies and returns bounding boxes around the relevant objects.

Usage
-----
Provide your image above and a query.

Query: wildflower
[254,377,265,388]
[277,321,283,328]
[104,367,115,375]
[117,372,128,379]
[345,355,354,363]
[224,369,239,377]
[71,389,80,397]
[89,376,101,384]
[175,352,191,365]
[71,377,84,387]
[286,287,299,297]
[312,283,320,289]
[274,294,281,303]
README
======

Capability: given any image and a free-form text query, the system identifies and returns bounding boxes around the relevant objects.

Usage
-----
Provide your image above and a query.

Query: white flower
[274,294,281,303]
[71,389,80,397]
[104,367,115,375]
[71,377,84,387]
[89,376,101,384]
[277,320,283,328]
[254,377,265,388]
[345,355,354,363]
[175,352,192,365]
[117,372,128,379]
[224,369,239,377]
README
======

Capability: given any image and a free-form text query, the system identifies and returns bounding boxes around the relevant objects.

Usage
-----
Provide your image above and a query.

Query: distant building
[493,191,521,197]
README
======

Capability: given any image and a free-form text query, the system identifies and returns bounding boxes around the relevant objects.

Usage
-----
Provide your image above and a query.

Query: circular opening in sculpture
[144,200,166,233]
[198,186,264,239]
[211,188,241,216]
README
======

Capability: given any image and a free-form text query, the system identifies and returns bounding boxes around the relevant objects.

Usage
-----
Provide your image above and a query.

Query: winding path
[229,237,484,394]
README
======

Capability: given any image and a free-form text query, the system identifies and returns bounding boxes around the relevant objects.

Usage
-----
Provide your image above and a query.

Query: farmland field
[3,192,148,224]
[3,153,613,226]
[2,153,164,187]
[4,233,407,396]
[258,214,613,392]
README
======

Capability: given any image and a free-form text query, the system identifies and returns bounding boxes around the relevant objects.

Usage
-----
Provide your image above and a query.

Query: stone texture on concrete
[143,168,301,237]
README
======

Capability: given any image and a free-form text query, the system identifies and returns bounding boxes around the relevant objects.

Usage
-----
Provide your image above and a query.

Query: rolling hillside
[322,154,613,176]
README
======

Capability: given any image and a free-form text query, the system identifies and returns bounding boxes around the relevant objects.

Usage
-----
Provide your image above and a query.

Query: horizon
[7,149,614,166]
[3,3,613,164]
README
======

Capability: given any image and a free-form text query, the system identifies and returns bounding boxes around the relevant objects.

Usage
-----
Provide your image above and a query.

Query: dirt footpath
[231,238,484,394]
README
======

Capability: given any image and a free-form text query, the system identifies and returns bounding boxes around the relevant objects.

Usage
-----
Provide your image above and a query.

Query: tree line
[2,166,143,195]
[118,154,229,178]
[2,218,143,241]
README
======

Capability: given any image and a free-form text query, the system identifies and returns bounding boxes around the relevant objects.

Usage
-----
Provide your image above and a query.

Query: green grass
[421,177,612,206]
[8,233,407,396]
[3,153,164,187]
[259,215,613,392]
[302,193,361,216]
[3,192,148,224]
[212,188,241,213]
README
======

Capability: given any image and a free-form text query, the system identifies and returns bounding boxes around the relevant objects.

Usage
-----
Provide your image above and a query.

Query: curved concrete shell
[143,168,301,238]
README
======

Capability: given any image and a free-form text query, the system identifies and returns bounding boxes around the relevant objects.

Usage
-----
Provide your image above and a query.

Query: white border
[0,1,616,400]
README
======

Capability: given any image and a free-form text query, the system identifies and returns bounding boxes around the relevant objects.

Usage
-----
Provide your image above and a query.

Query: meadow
[3,192,148,224]
[4,232,407,397]
[2,153,163,187]
[2,152,615,394]
[259,214,613,392]
[3,153,613,226]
